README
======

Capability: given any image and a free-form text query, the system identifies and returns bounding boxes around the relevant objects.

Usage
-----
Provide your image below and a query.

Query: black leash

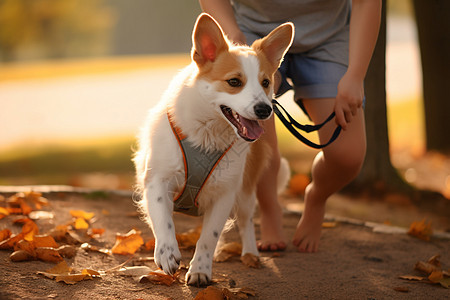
[272,99,342,149]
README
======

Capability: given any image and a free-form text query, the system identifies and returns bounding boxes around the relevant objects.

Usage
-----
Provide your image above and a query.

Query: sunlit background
[0,0,445,200]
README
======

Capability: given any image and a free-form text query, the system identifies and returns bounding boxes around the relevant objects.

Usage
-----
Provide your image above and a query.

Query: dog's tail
[277,157,291,195]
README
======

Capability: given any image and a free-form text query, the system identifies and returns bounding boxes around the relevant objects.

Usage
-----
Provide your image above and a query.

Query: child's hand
[334,72,364,130]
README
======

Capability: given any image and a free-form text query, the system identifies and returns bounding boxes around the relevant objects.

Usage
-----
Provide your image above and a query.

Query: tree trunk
[413,0,450,154]
[345,0,411,195]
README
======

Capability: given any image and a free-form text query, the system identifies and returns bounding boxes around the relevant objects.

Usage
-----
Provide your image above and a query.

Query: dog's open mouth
[220,105,264,142]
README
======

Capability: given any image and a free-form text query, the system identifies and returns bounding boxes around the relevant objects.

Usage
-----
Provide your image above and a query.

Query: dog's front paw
[186,271,210,287]
[154,242,182,275]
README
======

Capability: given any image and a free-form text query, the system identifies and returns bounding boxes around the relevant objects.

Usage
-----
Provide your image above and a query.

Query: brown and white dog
[134,13,293,286]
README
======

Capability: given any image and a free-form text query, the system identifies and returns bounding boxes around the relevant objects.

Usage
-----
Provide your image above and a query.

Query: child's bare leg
[256,115,286,251]
[293,98,366,252]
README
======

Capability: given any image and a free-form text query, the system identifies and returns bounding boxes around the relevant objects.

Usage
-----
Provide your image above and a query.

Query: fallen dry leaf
[13,218,39,241]
[407,219,433,241]
[7,191,49,212]
[195,286,257,300]
[116,266,152,277]
[400,254,450,289]
[289,173,310,196]
[144,238,155,251]
[322,221,338,228]
[439,277,450,289]
[33,235,59,248]
[48,225,82,245]
[74,217,89,230]
[0,207,10,219]
[176,227,201,249]
[57,245,77,258]
[139,270,176,286]
[87,228,105,239]
[0,228,11,242]
[399,275,425,281]
[37,261,101,285]
[214,242,242,262]
[10,250,36,262]
[429,270,444,283]
[0,234,24,250]
[111,229,144,255]
[35,247,64,263]
[81,242,112,255]
[70,210,95,221]
[240,253,260,268]
[194,286,223,300]
[14,239,36,255]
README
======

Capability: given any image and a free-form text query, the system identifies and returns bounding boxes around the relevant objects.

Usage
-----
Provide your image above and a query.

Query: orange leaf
[74,217,89,230]
[35,247,64,263]
[111,229,144,255]
[176,227,201,249]
[21,219,39,241]
[0,229,11,242]
[214,242,242,262]
[139,271,176,286]
[6,208,23,215]
[289,173,310,196]
[20,202,33,215]
[0,233,25,250]
[10,250,36,262]
[14,239,36,256]
[45,260,73,274]
[429,270,444,283]
[240,253,260,268]
[70,210,94,221]
[87,228,105,238]
[0,207,10,217]
[144,238,155,251]
[407,219,432,241]
[194,286,224,300]
[33,235,59,248]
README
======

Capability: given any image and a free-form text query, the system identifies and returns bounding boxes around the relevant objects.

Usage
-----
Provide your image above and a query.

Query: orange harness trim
[167,110,235,216]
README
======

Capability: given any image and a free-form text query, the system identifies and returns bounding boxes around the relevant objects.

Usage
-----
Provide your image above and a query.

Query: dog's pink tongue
[240,117,264,140]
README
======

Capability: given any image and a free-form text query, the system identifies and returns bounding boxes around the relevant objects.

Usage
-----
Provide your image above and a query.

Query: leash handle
[272,99,342,149]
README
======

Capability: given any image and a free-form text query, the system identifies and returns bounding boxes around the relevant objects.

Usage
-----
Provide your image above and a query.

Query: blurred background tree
[0,0,114,62]
[0,0,202,62]
[413,0,450,154]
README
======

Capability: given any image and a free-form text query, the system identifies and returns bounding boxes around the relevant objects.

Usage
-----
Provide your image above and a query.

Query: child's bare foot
[292,184,326,253]
[257,202,286,251]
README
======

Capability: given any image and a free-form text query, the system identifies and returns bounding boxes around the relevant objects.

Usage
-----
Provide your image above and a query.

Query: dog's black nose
[254,103,272,119]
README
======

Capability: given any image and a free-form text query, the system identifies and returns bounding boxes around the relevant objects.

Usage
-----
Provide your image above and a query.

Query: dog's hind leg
[186,192,236,287]
[142,177,181,275]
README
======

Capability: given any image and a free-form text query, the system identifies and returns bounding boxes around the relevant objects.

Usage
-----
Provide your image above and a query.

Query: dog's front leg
[143,178,181,275]
[186,192,235,286]
[236,192,259,257]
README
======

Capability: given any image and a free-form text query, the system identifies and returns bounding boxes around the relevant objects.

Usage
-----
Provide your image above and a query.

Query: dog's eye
[227,78,242,87]
[262,79,270,88]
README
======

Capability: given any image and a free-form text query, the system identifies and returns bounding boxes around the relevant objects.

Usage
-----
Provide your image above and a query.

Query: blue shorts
[276,54,347,101]
[241,31,349,117]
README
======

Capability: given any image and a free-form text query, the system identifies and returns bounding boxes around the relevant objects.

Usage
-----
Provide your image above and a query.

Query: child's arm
[335,0,382,130]
[199,0,247,44]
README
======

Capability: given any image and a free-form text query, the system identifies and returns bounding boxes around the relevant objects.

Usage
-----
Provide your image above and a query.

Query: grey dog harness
[168,111,234,216]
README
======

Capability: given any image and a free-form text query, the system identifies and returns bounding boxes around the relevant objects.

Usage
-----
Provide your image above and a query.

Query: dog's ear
[252,23,294,71]
[191,13,229,65]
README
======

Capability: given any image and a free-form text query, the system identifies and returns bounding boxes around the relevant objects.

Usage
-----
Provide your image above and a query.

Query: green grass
[0,136,136,186]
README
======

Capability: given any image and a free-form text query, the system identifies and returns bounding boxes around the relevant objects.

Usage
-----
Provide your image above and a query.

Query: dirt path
[0,187,449,299]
